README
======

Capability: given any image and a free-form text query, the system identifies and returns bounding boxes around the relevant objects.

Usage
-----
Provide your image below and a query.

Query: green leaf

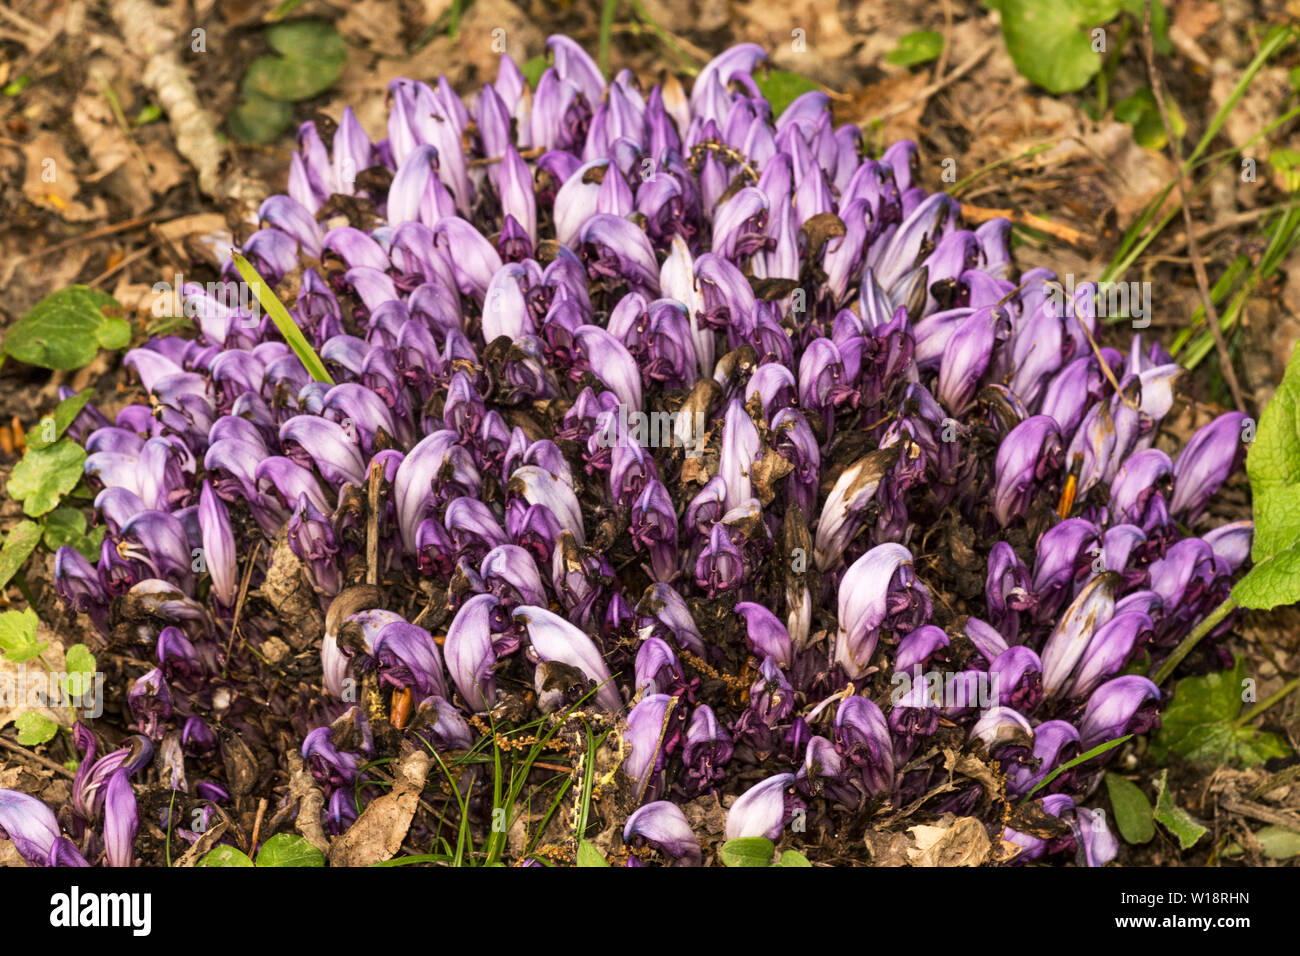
[1254,825,1300,860]
[886,30,944,67]
[256,832,326,867]
[1103,772,1155,844]
[0,608,46,666]
[575,839,610,867]
[1153,769,1207,850]
[0,521,43,591]
[228,93,295,143]
[1245,349,1300,564]
[231,253,334,385]
[521,55,548,89]
[197,845,256,867]
[718,836,776,867]
[1020,734,1132,802]
[2,286,128,370]
[8,439,87,517]
[244,20,346,103]
[1151,656,1291,766]
[1233,545,1300,610]
[14,712,58,746]
[27,389,93,451]
[775,848,812,867]
[1270,148,1300,192]
[42,507,85,547]
[754,71,821,119]
[62,643,97,698]
[995,0,1117,94]
[1113,87,1183,150]
[0,608,39,655]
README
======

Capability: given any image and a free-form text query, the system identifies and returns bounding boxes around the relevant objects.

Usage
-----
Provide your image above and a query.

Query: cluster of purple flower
[1,39,1252,868]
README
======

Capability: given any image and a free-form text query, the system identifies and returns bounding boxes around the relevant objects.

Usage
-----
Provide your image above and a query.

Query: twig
[1141,0,1246,412]
[868,41,996,124]
[1219,798,1300,832]
[366,460,383,588]
[959,203,1093,249]
[248,796,269,853]
[1151,596,1236,686]
[88,243,156,288]
[1233,677,1299,728]
[0,734,76,779]
[1250,764,1300,800]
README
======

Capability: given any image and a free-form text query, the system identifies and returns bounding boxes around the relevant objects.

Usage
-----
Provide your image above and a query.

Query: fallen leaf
[21,132,106,222]
[907,815,992,867]
[329,749,431,866]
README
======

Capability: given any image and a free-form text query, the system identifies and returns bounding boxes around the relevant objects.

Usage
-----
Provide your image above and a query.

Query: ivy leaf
[14,712,58,746]
[1151,656,1290,767]
[886,30,944,67]
[774,848,812,867]
[255,833,326,867]
[8,440,87,517]
[1103,772,1155,844]
[754,71,821,118]
[26,389,93,451]
[1,286,128,370]
[0,521,43,591]
[988,0,1118,94]
[575,839,610,867]
[718,836,776,867]
[1152,769,1207,850]
[197,845,256,867]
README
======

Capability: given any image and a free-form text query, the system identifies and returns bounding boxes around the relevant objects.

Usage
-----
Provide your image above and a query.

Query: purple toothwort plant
[2,36,1255,869]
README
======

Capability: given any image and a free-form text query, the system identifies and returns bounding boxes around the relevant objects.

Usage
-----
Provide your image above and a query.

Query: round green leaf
[2,286,126,370]
[718,836,776,867]
[1103,772,1155,844]
[8,440,87,517]
[244,55,343,103]
[228,93,295,143]
[197,845,256,867]
[256,832,326,867]
[15,711,59,746]
[265,19,347,65]
[995,0,1114,94]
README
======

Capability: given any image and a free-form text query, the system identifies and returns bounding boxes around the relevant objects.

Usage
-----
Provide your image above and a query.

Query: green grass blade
[231,251,334,385]
[1020,735,1132,804]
